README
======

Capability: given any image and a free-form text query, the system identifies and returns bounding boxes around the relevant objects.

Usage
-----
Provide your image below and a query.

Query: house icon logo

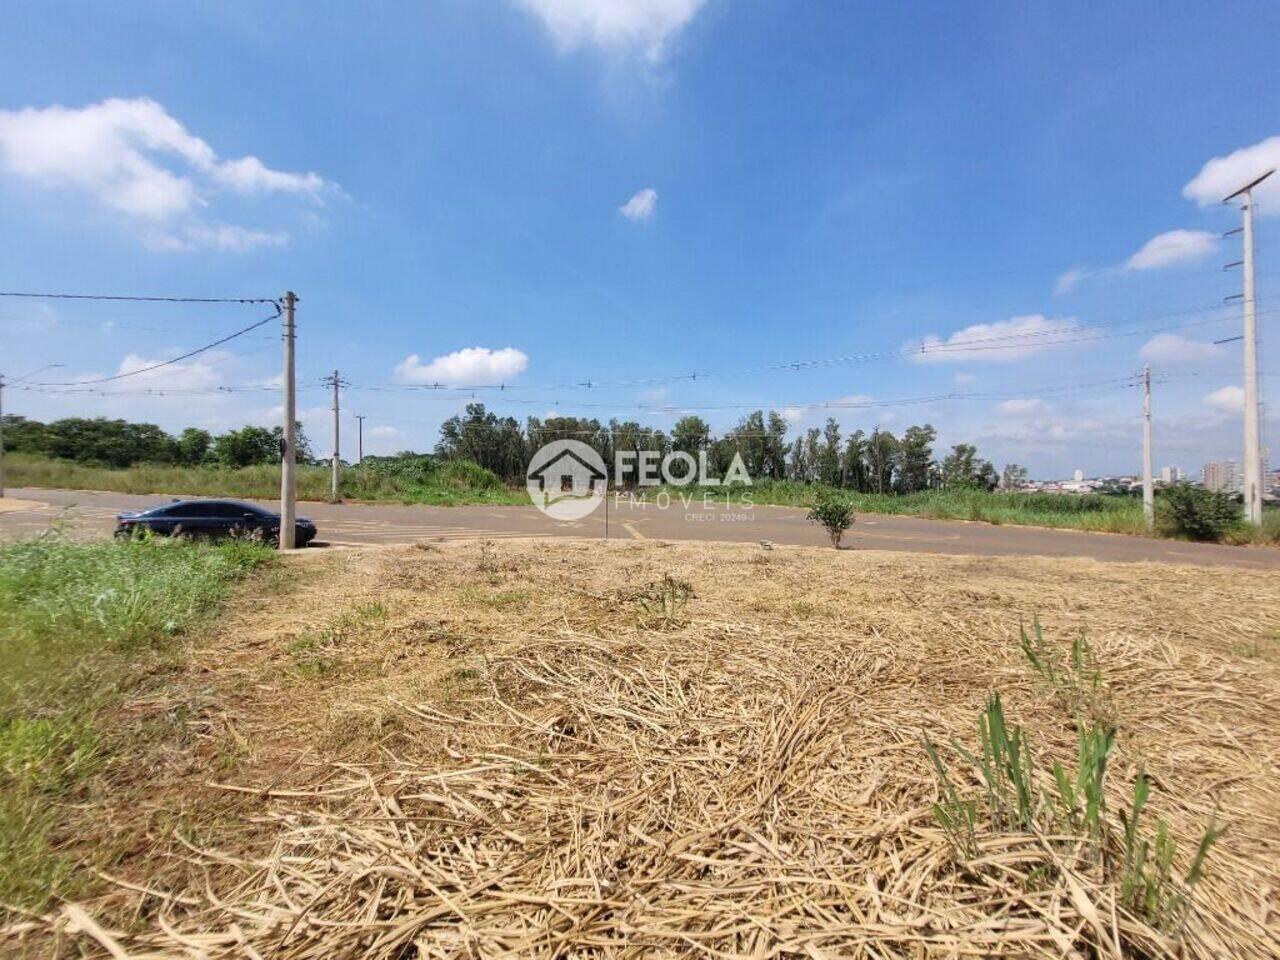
[526,440,608,520]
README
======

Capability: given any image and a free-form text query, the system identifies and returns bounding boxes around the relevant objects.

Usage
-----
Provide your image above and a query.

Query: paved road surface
[3,487,1278,570]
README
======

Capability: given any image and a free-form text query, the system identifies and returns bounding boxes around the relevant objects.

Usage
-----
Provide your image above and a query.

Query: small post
[279,292,298,549]
[1142,365,1154,527]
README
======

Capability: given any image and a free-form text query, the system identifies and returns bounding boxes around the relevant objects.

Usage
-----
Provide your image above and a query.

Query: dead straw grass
[10,539,1280,958]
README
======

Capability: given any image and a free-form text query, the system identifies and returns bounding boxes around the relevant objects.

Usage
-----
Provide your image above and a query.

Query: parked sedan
[115,499,317,546]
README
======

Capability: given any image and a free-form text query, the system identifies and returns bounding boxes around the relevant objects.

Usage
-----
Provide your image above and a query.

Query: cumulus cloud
[394,347,530,385]
[1183,136,1280,211]
[1204,385,1244,414]
[0,97,331,248]
[1139,333,1222,365]
[619,187,658,221]
[1125,229,1217,270]
[512,0,707,60]
[909,314,1078,364]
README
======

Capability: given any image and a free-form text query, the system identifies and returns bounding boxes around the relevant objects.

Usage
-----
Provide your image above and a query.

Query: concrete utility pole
[1142,365,1154,527]
[279,291,298,549]
[355,414,366,464]
[323,370,341,501]
[1224,169,1273,525]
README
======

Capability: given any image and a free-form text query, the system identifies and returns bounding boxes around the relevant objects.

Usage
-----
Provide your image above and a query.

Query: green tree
[842,429,868,491]
[0,415,48,454]
[213,426,279,468]
[895,424,937,493]
[176,427,213,465]
[941,443,998,490]
[818,418,842,486]
[865,429,898,494]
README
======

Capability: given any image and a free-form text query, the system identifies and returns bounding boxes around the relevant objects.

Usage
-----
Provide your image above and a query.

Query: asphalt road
[3,486,1278,570]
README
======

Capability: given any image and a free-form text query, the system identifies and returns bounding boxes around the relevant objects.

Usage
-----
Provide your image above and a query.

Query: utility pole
[1142,365,1154,527]
[355,414,366,464]
[279,292,298,549]
[320,370,349,502]
[1224,169,1273,525]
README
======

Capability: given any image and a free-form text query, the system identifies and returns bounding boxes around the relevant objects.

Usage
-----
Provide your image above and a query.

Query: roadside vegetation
[0,532,273,909]
[5,411,1276,543]
[5,451,523,506]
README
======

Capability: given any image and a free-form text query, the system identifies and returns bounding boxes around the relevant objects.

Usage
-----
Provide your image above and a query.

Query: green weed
[0,533,274,910]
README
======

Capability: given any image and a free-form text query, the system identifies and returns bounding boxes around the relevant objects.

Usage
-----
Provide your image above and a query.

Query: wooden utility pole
[279,292,298,549]
[355,414,366,463]
[1142,365,1154,527]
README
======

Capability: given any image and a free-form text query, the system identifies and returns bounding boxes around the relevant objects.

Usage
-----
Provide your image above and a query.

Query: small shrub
[806,493,856,547]
[1156,482,1241,542]
[627,574,694,628]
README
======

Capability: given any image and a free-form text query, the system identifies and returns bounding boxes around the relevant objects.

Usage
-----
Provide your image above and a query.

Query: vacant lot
[6,539,1279,958]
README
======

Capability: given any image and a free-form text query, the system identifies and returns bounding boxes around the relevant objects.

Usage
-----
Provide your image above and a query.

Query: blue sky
[2,0,1279,478]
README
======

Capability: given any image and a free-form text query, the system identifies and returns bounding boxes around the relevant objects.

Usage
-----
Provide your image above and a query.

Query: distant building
[1073,469,1084,483]
[1202,460,1239,494]
[1160,465,1183,484]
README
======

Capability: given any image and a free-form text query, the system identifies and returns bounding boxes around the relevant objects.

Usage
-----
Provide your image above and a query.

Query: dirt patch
[0,497,44,513]
[11,539,1280,958]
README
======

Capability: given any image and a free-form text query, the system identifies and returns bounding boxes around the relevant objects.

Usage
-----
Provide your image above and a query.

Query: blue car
[115,499,316,546]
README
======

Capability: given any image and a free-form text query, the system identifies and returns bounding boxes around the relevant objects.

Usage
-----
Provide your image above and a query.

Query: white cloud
[1054,268,1086,295]
[909,314,1078,364]
[1204,385,1244,414]
[0,97,330,246]
[513,0,707,60]
[780,406,807,423]
[394,347,530,385]
[954,372,977,386]
[1139,333,1222,365]
[1183,136,1280,211]
[997,397,1048,416]
[1125,229,1217,271]
[113,352,225,390]
[147,222,290,253]
[619,187,658,221]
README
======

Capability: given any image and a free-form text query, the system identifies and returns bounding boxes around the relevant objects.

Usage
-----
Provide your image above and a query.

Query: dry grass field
[8,539,1280,958]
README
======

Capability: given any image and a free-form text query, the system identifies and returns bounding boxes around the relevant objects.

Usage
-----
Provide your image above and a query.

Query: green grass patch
[0,533,274,910]
[6,452,525,506]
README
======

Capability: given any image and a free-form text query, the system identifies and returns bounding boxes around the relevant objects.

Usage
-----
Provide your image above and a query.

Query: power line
[22,307,281,387]
[0,291,278,305]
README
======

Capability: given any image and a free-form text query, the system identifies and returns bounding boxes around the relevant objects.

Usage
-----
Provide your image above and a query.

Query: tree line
[4,406,1007,492]
[437,403,1002,492]
[1,415,314,469]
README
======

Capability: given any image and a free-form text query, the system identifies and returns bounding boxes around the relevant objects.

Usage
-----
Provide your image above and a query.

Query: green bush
[807,493,856,547]
[1156,483,1241,542]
